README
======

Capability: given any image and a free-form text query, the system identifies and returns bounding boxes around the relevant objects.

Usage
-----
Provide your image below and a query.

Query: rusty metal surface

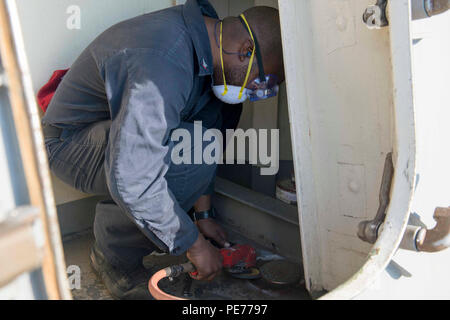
[417,207,450,252]
[398,207,450,253]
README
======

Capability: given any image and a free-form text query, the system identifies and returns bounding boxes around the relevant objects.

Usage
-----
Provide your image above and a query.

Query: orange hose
[148,267,189,300]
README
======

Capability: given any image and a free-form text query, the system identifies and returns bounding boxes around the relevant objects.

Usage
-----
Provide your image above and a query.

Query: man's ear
[238,39,254,62]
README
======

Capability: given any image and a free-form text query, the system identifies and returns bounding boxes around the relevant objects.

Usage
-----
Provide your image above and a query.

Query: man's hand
[187,234,223,281]
[196,218,228,247]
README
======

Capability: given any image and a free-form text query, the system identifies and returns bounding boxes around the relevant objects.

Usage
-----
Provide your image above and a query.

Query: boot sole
[89,245,127,300]
[89,245,153,300]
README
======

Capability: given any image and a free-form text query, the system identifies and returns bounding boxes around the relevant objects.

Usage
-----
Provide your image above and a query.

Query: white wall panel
[15,0,174,93]
[15,0,174,204]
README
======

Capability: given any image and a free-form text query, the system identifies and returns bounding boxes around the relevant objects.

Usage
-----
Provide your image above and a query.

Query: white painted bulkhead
[279,0,419,298]
[280,0,449,299]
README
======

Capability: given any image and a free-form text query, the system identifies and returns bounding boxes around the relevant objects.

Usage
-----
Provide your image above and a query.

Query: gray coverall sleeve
[102,49,199,255]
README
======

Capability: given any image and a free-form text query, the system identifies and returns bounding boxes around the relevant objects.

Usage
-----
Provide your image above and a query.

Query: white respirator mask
[212,85,249,104]
[212,14,279,105]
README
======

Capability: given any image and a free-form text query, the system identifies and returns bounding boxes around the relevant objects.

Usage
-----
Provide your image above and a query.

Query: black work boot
[89,242,154,300]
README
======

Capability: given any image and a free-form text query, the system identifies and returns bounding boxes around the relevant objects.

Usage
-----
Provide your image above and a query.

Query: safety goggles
[215,14,280,102]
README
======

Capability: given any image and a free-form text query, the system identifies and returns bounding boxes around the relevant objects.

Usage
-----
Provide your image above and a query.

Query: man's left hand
[196,218,228,247]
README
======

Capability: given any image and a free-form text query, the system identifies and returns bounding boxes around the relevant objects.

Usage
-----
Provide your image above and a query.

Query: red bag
[37,68,69,112]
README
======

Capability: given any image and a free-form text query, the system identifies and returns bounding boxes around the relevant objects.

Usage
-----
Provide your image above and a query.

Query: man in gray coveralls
[42,0,284,299]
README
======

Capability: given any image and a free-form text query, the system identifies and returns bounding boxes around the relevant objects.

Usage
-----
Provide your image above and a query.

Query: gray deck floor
[63,230,310,300]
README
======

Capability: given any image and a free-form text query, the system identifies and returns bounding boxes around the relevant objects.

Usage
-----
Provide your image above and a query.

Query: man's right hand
[186,234,223,281]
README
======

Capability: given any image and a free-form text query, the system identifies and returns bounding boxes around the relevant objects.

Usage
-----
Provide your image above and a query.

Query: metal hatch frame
[279,0,416,299]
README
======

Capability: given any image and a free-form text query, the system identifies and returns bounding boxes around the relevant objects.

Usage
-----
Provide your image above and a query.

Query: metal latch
[357,153,450,253]
[364,0,450,27]
[358,153,393,244]
[412,0,450,20]
[399,207,450,252]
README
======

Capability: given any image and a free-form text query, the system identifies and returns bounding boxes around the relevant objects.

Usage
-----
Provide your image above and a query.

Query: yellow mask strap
[219,22,228,96]
[238,13,256,99]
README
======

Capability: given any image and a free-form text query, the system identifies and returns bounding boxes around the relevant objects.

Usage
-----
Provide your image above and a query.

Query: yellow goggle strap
[238,13,256,99]
[219,22,228,96]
